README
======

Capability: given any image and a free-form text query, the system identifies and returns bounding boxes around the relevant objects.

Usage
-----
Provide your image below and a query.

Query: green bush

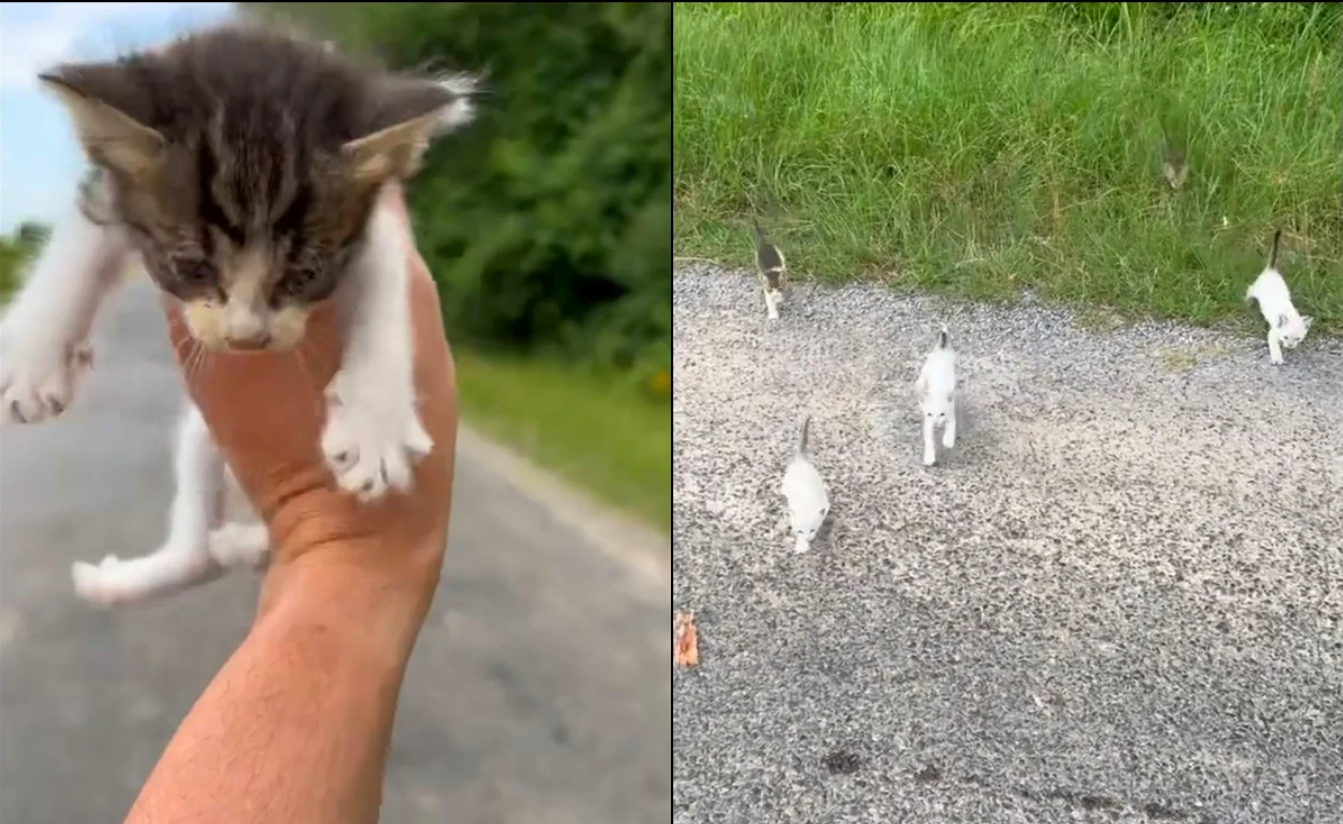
[249,3,671,382]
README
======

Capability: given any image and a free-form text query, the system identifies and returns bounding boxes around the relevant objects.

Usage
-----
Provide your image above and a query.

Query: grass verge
[674,2,1342,333]
[454,350,670,534]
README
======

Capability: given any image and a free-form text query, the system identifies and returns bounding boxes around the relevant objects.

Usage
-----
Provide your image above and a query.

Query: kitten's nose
[226,332,273,351]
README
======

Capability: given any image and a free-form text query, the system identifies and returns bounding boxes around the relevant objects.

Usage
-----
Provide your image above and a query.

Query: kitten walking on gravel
[1245,229,1313,366]
[0,25,479,606]
[752,220,786,320]
[915,325,957,466]
[782,415,829,553]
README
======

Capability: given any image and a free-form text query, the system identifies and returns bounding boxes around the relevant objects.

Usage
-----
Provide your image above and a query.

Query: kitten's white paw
[0,327,93,424]
[71,555,130,608]
[942,429,956,449]
[321,370,433,502]
[208,523,270,571]
[923,451,937,467]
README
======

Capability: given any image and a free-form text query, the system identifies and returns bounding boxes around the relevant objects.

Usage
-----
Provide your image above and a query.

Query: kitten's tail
[937,324,950,349]
[1267,228,1281,271]
[797,415,811,456]
[753,219,768,245]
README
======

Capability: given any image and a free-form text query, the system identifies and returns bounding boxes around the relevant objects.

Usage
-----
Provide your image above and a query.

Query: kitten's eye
[282,265,320,296]
[177,260,217,285]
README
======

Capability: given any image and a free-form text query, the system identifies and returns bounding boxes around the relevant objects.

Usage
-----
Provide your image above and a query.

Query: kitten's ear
[1278,313,1289,328]
[39,62,165,179]
[1303,316,1314,330]
[342,75,479,182]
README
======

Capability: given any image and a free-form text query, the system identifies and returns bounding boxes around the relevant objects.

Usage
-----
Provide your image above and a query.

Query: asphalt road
[671,265,1343,824]
[0,279,670,824]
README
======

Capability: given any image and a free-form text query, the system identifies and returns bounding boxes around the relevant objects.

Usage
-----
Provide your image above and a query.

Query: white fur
[1246,268,1312,366]
[915,327,957,467]
[0,190,428,606]
[0,206,129,422]
[781,417,829,553]
[433,73,480,134]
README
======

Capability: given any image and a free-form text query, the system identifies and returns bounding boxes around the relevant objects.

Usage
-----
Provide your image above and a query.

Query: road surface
[1,280,670,824]
[671,264,1342,824]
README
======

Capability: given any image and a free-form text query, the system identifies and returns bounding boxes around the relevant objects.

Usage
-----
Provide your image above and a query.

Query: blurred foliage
[245,2,671,387]
[0,221,51,304]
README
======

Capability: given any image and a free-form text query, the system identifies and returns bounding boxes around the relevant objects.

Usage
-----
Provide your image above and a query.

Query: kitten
[781,414,829,553]
[753,220,786,320]
[915,325,957,466]
[0,25,479,606]
[1245,229,1313,366]
[1162,147,1188,191]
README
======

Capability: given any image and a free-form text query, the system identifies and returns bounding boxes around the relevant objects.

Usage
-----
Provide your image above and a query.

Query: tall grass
[675,2,1342,330]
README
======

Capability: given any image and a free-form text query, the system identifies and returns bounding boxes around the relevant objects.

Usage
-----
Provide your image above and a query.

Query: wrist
[254,545,441,671]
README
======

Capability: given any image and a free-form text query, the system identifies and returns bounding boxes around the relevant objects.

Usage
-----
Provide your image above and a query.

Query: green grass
[454,351,671,533]
[675,2,1343,333]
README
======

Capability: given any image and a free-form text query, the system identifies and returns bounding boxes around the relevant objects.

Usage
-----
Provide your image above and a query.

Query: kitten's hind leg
[72,404,227,607]
[0,206,131,424]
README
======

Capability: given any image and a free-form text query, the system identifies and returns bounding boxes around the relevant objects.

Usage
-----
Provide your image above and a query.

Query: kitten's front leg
[942,407,957,449]
[0,207,131,423]
[922,414,937,466]
[320,200,433,501]
[1267,327,1284,365]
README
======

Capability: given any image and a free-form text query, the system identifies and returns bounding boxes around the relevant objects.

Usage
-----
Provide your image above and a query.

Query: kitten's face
[116,142,374,352]
[924,393,954,425]
[1278,314,1311,349]
[41,25,475,353]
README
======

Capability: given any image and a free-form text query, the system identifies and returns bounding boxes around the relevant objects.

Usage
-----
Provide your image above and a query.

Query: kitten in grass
[781,415,829,553]
[915,325,957,467]
[752,220,786,320]
[0,24,479,606]
[1245,229,1313,366]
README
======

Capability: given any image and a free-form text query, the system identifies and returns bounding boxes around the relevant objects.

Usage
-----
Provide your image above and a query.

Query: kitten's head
[924,392,954,425]
[1278,313,1312,349]
[41,25,477,352]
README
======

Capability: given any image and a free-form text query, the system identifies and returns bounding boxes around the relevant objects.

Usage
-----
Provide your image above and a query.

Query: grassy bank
[455,352,670,534]
[675,2,1342,332]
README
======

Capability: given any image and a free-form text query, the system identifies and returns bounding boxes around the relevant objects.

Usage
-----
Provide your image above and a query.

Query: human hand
[161,184,457,625]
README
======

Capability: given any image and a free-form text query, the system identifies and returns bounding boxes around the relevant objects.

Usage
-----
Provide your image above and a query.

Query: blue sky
[0,1,236,234]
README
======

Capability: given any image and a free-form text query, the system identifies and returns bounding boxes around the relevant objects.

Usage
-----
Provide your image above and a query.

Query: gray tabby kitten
[753,219,786,319]
[0,24,478,605]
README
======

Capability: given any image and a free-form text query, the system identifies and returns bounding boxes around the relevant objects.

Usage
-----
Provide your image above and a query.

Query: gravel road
[671,264,1342,824]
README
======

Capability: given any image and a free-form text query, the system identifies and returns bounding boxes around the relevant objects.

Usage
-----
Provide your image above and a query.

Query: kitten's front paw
[1269,352,1284,366]
[942,429,956,449]
[0,327,93,424]
[923,450,937,467]
[321,371,433,502]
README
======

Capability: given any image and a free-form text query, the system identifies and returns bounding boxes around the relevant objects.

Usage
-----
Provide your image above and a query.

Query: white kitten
[1245,229,1312,366]
[781,414,829,553]
[915,325,957,466]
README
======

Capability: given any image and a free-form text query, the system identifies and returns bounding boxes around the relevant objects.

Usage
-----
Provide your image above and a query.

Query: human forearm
[122,560,433,824]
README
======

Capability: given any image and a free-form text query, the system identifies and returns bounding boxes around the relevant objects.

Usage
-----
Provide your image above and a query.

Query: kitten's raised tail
[753,219,768,245]
[797,414,811,456]
[937,324,950,349]
[1267,228,1281,271]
